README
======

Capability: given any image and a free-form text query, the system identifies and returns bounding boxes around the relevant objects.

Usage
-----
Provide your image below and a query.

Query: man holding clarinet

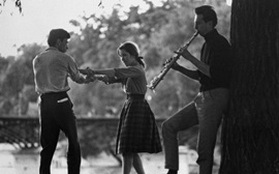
[162,5,232,174]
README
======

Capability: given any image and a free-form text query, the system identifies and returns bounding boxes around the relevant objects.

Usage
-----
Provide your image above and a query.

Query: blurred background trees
[0,0,231,118]
[0,0,231,158]
[0,0,22,13]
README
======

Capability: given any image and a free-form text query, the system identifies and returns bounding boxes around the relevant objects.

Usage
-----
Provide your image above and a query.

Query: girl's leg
[133,153,145,174]
[122,153,133,174]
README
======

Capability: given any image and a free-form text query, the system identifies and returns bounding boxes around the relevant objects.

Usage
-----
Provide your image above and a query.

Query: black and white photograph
[0,0,279,174]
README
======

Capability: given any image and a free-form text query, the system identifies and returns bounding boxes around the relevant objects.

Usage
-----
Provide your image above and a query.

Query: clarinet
[147,31,198,90]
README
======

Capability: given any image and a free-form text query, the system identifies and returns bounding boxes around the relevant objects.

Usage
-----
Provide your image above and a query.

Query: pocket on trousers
[57,97,69,103]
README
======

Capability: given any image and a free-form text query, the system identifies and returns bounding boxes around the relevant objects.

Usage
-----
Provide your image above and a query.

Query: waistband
[40,91,68,99]
[126,94,144,99]
[201,88,229,93]
[198,88,229,97]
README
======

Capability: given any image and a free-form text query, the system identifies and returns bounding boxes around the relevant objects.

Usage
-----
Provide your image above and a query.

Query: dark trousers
[162,88,229,174]
[39,92,81,174]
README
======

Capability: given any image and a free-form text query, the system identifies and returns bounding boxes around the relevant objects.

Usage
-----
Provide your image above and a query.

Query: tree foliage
[0,0,231,118]
[68,0,231,118]
[0,0,22,13]
[0,0,232,157]
[0,44,44,115]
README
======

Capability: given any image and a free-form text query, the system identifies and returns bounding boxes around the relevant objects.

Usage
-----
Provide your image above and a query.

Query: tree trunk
[219,0,279,174]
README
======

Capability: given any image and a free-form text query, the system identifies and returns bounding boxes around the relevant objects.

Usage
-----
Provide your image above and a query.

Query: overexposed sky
[0,0,162,57]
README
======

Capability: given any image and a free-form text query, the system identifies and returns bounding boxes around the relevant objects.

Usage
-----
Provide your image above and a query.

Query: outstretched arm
[79,67,115,77]
[79,67,122,84]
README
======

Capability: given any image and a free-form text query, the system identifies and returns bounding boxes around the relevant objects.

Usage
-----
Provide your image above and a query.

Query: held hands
[79,67,96,83]
[95,74,110,84]
[79,67,94,76]
[79,67,110,84]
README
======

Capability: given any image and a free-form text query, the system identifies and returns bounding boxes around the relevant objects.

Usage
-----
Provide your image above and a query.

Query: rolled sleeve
[114,66,142,79]
[67,56,86,84]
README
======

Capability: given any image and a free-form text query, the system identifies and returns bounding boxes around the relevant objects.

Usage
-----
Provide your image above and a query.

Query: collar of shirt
[46,47,59,52]
[204,29,218,42]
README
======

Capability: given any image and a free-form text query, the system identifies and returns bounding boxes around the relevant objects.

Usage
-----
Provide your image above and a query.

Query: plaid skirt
[115,94,162,154]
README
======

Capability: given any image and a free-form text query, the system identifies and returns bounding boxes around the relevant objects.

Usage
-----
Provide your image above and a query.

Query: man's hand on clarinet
[171,61,181,71]
[174,47,192,60]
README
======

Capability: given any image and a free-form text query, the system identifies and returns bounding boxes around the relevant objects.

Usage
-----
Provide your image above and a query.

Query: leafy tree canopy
[0,0,22,14]
[0,0,231,117]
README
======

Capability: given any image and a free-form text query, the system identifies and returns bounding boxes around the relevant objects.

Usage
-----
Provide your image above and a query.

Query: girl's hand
[96,75,110,84]
[79,67,95,76]
[85,74,96,83]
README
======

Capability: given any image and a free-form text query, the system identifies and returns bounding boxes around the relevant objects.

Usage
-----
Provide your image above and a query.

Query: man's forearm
[187,56,210,77]
[175,65,199,80]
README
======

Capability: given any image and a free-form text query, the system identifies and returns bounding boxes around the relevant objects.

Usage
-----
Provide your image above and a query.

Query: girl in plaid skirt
[82,41,162,174]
